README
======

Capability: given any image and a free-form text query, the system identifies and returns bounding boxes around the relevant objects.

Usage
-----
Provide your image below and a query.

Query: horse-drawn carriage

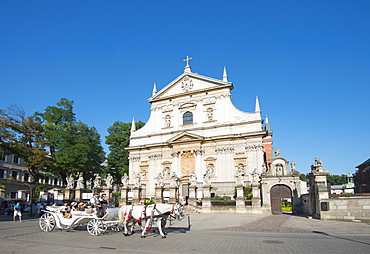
[39,203,190,237]
[39,205,120,236]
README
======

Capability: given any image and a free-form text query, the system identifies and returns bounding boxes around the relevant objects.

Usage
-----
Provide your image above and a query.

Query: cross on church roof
[183,56,192,73]
[183,56,192,66]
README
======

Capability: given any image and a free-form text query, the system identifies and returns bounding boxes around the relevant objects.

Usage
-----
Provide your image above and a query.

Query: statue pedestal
[132,187,141,205]
[64,189,73,200]
[168,186,177,203]
[119,187,129,206]
[235,185,245,208]
[155,186,163,203]
[188,185,197,205]
[75,188,82,202]
[202,186,211,210]
[251,183,261,208]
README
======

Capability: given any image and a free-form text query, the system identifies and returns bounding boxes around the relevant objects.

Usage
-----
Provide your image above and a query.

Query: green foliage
[244,185,253,200]
[327,174,347,185]
[36,98,105,183]
[105,121,145,182]
[211,195,231,200]
[300,173,308,182]
[0,106,53,182]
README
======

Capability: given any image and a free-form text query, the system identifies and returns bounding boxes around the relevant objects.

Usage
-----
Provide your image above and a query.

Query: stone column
[251,183,261,208]
[132,187,141,205]
[188,185,197,205]
[154,186,163,203]
[75,188,82,202]
[235,185,245,209]
[202,186,211,211]
[119,187,129,206]
[308,169,330,219]
[168,186,177,203]
[64,189,72,200]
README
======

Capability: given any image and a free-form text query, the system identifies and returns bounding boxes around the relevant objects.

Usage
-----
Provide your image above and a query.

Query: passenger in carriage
[90,193,105,217]
[60,202,72,218]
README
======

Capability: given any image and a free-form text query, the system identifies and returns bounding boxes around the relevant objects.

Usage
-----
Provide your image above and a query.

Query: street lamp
[175,178,181,203]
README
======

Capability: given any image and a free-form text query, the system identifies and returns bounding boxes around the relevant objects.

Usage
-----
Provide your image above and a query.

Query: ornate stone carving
[181,150,194,158]
[194,149,204,156]
[275,149,281,158]
[171,151,180,158]
[215,147,234,154]
[181,75,194,92]
[245,144,264,152]
[66,174,74,189]
[148,154,162,160]
[129,156,140,162]
[93,174,102,188]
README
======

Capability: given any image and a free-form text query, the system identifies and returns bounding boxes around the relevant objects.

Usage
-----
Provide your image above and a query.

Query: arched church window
[183,111,193,125]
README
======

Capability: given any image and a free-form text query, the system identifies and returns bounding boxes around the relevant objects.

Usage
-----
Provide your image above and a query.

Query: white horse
[118,203,185,238]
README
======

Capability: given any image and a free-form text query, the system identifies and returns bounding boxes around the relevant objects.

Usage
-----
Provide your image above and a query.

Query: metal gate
[270,185,292,214]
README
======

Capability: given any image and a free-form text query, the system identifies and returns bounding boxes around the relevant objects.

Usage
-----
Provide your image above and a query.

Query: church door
[270,185,292,214]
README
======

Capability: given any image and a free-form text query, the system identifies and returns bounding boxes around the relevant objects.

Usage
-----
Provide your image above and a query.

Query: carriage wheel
[39,213,56,232]
[87,219,106,236]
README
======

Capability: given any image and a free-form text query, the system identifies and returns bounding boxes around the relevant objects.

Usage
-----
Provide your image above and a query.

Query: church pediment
[149,73,233,102]
[167,132,204,144]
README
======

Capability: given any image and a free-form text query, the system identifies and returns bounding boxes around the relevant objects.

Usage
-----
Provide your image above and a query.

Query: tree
[327,174,347,185]
[0,105,53,183]
[105,121,145,182]
[35,98,105,183]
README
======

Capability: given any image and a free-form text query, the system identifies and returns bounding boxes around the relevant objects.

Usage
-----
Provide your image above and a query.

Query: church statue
[163,167,171,179]
[237,163,244,176]
[105,173,113,189]
[76,172,84,189]
[290,161,297,172]
[93,173,102,188]
[155,172,163,187]
[133,171,141,188]
[203,171,211,186]
[274,148,280,158]
[66,174,74,189]
[206,163,214,177]
[170,171,178,187]
[190,172,197,186]
[121,173,129,188]
[250,168,260,184]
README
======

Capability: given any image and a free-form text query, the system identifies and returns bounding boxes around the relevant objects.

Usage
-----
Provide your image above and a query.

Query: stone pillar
[235,185,245,209]
[119,187,129,206]
[308,169,330,219]
[202,186,211,211]
[132,187,141,205]
[64,189,72,200]
[75,188,82,202]
[188,185,197,205]
[251,183,261,208]
[155,186,163,203]
[168,186,177,203]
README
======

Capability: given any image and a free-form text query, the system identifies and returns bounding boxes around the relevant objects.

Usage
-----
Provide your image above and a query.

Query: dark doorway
[270,184,292,214]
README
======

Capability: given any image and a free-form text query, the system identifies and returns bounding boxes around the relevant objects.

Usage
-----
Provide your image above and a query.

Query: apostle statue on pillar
[121,173,129,188]
[76,172,84,189]
[105,173,113,189]
[66,174,74,189]
[93,173,102,188]
[155,172,163,187]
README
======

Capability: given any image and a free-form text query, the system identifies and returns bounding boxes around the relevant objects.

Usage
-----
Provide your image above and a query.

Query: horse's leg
[157,217,166,238]
[141,219,151,238]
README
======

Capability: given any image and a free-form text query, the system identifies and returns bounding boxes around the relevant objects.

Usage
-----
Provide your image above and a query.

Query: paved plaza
[1,213,370,254]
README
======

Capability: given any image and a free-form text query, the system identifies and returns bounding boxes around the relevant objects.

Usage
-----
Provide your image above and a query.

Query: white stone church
[126,58,307,214]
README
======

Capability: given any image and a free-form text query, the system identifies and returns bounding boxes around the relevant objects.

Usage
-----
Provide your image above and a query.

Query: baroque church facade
[126,58,307,213]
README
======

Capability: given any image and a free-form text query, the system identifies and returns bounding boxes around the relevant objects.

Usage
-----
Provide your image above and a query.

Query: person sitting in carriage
[60,202,71,218]
[90,193,105,217]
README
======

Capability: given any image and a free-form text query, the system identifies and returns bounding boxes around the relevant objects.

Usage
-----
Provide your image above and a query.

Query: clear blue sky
[1,1,369,176]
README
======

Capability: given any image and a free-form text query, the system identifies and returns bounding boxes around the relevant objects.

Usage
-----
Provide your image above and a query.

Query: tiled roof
[356,158,370,168]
